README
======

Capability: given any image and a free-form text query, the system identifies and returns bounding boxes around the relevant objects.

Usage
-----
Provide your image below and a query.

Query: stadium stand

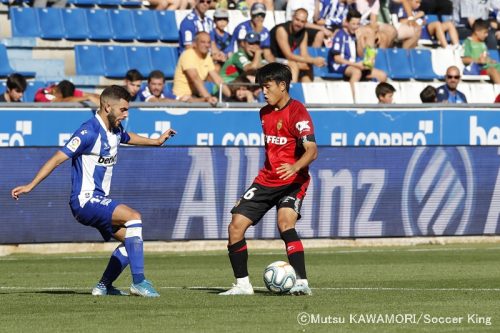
[1,4,499,103]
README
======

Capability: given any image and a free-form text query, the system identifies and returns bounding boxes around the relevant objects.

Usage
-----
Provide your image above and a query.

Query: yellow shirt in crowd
[173,48,215,97]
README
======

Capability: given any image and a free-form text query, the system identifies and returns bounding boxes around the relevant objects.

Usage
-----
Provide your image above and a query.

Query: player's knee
[228,221,245,238]
[129,210,141,221]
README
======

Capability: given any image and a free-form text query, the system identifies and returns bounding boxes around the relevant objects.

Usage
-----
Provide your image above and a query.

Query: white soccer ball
[263,261,296,293]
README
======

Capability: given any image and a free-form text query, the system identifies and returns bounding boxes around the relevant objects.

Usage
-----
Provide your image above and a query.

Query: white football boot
[289,279,312,296]
[219,277,254,295]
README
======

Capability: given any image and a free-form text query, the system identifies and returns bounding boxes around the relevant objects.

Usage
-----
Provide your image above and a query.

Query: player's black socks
[281,228,307,279]
[228,239,249,278]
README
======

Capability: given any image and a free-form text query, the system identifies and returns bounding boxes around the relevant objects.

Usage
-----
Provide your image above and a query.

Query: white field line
[2,246,500,261]
[1,286,500,292]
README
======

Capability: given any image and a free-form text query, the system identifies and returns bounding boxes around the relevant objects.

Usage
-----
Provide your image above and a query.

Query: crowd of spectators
[2,0,500,103]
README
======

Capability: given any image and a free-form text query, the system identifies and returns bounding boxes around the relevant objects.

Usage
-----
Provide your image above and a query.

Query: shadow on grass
[0,290,89,296]
[190,287,283,296]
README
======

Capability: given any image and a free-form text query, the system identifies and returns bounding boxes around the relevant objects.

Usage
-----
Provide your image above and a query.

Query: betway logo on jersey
[265,135,288,145]
[97,154,117,166]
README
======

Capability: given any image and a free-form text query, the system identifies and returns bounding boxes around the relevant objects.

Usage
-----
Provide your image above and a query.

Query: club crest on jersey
[277,119,283,131]
[295,120,310,133]
[66,137,81,152]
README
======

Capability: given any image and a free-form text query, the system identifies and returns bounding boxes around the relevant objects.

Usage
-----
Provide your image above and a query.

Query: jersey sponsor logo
[80,130,88,135]
[97,154,117,166]
[277,119,283,131]
[295,120,311,133]
[66,136,81,152]
[265,135,287,145]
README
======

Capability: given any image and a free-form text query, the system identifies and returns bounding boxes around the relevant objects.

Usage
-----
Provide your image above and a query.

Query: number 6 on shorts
[243,187,257,200]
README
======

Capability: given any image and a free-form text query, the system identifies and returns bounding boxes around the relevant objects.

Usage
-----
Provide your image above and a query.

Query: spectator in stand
[211,8,232,71]
[147,0,191,10]
[246,0,274,11]
[376,82,396,104]
[328,8,387,96]
[138,70,181,103]
[173,32,231,105]
[403,0,460,48]
[230,3,274,63]
[453,0,498,50]
[285,0,329,47]
[419,0,453,16]
[462,19,500,83]
[220,31,266,84]
[317,0,355,36]
[356,0,397,48]
[34,0,66,8]
[34,80,100,104]
[0,73,26,103]
[224,75,256,102]
[420,85,437,103]
[123,69,143,102]
[179,0,214,53]
[270,8,326,82]
[436,66,468,103]
[389,0,422,48]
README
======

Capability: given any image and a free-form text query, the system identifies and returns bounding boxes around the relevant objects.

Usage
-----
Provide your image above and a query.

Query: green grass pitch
[1,243,499,332]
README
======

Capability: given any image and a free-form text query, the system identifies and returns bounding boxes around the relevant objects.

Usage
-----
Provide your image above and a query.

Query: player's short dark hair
[256,62,292,92]
[420,85,437,103]
[346,8,362,22]
[57,80,76,98]
[100,85,131,103]
[126,69,143,82]
[6,73,27,92]
[472,19,489,32]
[148,70,165,82]
[375,82,396,98]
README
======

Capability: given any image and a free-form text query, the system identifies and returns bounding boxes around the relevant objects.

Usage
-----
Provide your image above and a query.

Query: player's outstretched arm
[11,150,70,200]
[127,129,177,146]
[277,141,318,180]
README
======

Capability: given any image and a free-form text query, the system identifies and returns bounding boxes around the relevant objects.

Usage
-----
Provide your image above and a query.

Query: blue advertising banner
[1,146,500,243]
[0,107,499,146]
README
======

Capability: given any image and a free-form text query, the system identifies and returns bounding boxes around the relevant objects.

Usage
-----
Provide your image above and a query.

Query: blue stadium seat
[109,9,136,41]
[126,46,153,78]
[69,0,98,6]
[102,45,129,78]
[75,45,105,75]
[98,0,121,5]
[289,82,305,103]
[86,9,113,40]
[489,49,500,63]
[37,8,65,40]
[149,47,178,79]
[10,8,41,38]
[374,48,389,73]
[155,10,179,42]
[23,81,46,102]
[133,10,160,42]
[63,8,89,40]
[0,45,15,77]
[312,47,343,79]
[386,48,414,79]
[410,49,439,80]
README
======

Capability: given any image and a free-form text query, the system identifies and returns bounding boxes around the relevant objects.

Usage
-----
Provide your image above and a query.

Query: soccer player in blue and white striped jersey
[11,85,176,297]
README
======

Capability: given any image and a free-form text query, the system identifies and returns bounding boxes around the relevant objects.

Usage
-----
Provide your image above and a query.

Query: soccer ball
[263,261,296,293]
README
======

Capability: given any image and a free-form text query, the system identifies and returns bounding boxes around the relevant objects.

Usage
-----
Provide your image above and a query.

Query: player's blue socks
[99,244,129,287]
[281,228,307,279]
[228,238,248,278]
[124,220,145,284]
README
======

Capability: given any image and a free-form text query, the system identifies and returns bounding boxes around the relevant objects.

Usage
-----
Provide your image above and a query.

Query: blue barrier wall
[1,107,500,146]
[2,146,500,243]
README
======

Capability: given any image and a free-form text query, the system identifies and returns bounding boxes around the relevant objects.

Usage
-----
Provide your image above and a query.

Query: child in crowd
[462,19,500,83]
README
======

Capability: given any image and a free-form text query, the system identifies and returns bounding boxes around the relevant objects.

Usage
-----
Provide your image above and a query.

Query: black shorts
[231,182,309,225]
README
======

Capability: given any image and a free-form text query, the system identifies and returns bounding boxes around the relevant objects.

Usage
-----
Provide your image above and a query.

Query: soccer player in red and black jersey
[219,62,318,296]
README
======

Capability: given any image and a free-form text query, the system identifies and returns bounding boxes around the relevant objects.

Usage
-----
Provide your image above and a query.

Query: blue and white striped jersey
[61,114,130,207]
